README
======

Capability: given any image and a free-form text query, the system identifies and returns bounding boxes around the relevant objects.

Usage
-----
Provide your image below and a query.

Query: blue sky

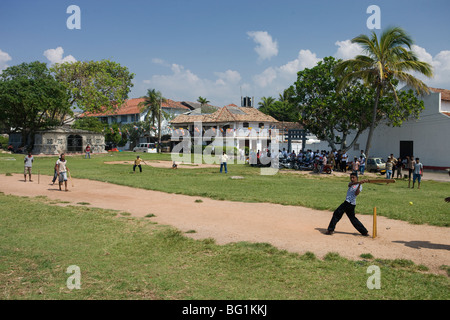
[1,0,449,107]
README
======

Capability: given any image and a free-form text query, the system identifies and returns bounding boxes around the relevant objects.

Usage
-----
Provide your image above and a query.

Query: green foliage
[51,60,134,113]
[335,26,433,157]
[72,117,106,133]
[292,56,375,151]
[0,61,71,149]
[258,92,299,122]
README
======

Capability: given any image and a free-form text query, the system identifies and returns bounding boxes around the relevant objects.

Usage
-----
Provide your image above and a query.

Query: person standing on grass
[352,157,360,175]
[325,172,369,236]
[412,158,423,189]
[56,153,69,191]
[407,155,415,188]
[385,158,393,179]
[51,155,61,185]
[24,152,34,182]
[133,155,147,173]
[85,144,91,159]
[220,151,228,173]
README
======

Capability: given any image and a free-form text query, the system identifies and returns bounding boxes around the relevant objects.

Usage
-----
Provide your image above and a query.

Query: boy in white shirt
[326,173,369,236]
[24,152,34,182]
[55,153,70,191]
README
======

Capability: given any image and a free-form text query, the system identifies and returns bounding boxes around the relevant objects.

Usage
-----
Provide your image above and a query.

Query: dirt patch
[105,160,219,169]
[0,174,448,275]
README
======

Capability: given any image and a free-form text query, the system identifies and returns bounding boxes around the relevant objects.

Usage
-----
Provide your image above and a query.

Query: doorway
[400,141,414,159]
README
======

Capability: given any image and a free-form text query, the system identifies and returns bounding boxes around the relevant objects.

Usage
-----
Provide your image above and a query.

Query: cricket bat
[68,171,74,187]
[365,179,395,184]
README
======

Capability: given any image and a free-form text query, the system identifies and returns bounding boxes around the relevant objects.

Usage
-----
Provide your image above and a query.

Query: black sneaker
[325,230,333,235]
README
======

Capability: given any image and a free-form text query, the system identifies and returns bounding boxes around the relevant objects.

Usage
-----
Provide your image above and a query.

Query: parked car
[133,143,157,153]
[366,157,386,172]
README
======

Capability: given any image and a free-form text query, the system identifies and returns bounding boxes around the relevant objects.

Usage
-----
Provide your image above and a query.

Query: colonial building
[9,126,106,155]
[83,98,191,136]
[170,104,279,152]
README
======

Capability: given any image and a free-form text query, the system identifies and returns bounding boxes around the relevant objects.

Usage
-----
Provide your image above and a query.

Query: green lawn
[1,151,449,300]
[0,193,448,300]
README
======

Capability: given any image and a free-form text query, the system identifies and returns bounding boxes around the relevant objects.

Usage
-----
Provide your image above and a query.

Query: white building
[344,86,450,170]
[170,104,279,152]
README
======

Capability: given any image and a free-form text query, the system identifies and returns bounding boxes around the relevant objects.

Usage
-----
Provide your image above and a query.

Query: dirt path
[1,174,449,275]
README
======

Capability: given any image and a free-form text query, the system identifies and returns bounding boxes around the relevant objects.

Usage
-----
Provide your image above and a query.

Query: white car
[133,143,157,153]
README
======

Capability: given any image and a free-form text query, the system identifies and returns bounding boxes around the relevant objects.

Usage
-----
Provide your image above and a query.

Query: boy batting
[325,173,369,236]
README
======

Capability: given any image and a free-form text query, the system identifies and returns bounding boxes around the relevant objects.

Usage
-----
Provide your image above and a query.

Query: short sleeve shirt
[56,159,67,173]
[24,156,34,167]
[346,184,362,205]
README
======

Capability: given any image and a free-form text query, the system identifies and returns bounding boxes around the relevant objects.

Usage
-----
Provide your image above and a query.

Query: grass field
[0,152,449,300]
[0,193,448,300]
[1,152,449,226]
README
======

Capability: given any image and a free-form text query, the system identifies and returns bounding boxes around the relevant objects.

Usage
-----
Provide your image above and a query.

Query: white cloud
[43,47,76,65]
[0,49,12,72]
[247,31,279,62]
[334,40,364,60]
[411,45,450,89]
[253,49,321,89]
[144,61,244,106]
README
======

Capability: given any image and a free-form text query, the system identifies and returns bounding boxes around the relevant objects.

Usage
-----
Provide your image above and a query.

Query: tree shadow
[393,240,450,251]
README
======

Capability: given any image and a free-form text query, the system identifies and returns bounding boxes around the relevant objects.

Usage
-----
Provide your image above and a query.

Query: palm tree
[335,27,433,158]
[197,96,212,113]
[139,89,166,152]
[257,96,275,109]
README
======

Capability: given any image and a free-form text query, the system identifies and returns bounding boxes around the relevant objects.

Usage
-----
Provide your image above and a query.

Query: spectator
[412,158,423,189]
[386,158,393,179]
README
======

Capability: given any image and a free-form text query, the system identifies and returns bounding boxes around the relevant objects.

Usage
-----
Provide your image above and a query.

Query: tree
[0,61,71,150]
[72,117,106,133]
[197,96,216,113]
[51,59,134,114]
[139,89,166,152]
[292,57,376,151]
[257,96,276,109]
[335,27,433,158]
[258,89,299,122]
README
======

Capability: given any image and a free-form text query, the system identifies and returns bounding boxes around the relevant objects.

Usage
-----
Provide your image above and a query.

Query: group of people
[23,152,70,191]
[385,154,423,189]
[280,148,367,175]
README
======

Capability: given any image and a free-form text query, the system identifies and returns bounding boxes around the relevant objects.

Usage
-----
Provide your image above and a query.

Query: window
[121,115,128,123]
[243,122,249,128]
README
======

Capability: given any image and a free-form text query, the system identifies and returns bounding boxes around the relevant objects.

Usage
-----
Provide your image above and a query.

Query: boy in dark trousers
[326,173,369,236]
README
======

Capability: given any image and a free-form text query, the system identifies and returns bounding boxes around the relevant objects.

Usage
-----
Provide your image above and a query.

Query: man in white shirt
[220,152,228,174]
[326,173,369,236]
[55,153,70,191]
[24,152,34,182]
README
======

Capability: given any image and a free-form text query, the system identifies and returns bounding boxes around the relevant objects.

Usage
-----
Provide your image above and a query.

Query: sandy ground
[1,173,449,275]
[105,160,220,169]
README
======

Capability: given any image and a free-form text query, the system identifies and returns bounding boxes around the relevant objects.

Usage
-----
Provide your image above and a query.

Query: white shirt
[56,159,68,173]
[220,154,228,163]
[24,155,34,167]
[346,183,362,205]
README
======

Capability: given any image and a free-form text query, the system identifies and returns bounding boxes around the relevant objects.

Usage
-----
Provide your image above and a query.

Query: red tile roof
[170,105,278,124]
[83,98,190,117]
[430,87,450,102]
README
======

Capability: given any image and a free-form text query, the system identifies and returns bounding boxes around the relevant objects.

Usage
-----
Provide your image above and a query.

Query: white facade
[343,87,450,169]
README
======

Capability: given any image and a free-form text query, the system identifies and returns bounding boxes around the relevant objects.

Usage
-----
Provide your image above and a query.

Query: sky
[1,0,449,107]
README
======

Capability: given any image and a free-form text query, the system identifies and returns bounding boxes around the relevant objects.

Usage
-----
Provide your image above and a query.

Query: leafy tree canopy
[0,61,71,148]
[51,59,134,114]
